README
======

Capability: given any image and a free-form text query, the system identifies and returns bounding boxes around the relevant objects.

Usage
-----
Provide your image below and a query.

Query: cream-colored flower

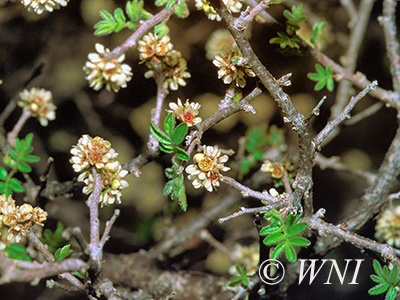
[83,43,132,92]
[18,88,56,126]
[70,135,128,207]
[186,146,230,192]
[167,98,202,127]
[21,0,69,14]
[205,29,235,60]
[138,33,173,62]
[82,161,129,207]
[213,45,255,88]
[195,0,242,21]
[0,195,47,243]
[229,243,259,275]
[70,135,118,173]
[375,205,400,247]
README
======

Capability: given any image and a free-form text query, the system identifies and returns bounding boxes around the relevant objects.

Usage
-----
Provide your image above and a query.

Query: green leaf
[154,22,170,39]
[178,184,187,211]
[289,237,311,247]
[0,167,8,181]
[54,244,73,262]
[21,154,40,163]
[172,122,188,145]
[163,180,175,196]
[4,244,32,262]
[370,274,385,283]
[9,148,19,161]
[287,222,307,237]
[368,282,389,295]
[99,9,115,22]
[174,0,189,18]
[150,122,172,145]
[310,21,326,47]
[389,264,398,283]
[114,8,126,24]
[263,232,286,246]
[260,225,282,236]
[174,147,189,161]
[17,161,31,173]
[166,0,177,9]
[326,78,334,92]
[271,241,286,259]
[165,166,178,179]
[159,143,175,153]
[285,243,297,262]
[9,178,24,193]
[164,113,175,137]
[383,265,390,278]
[386,287,398,300]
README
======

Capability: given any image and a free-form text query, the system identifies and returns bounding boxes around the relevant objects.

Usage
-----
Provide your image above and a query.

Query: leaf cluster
[307,64,334,92]
[0,133,40,196]
[94,0,152,36]
[270,5,305,49]
[54,244,73,262]
[163,157,187,211]
[227,265,249,287]
[150,113,189,161]
[260,210,310,263]
[39,222,70,253]
[155,0,189,18]
[369,260,400,300]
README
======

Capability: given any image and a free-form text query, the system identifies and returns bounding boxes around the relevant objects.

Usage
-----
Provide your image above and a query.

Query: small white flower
[167,98,202,127]
[18,88,56,126]
[83,43,133,93]
[186,146,230,192]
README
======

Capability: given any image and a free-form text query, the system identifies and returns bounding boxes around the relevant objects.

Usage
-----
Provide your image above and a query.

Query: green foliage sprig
[270,4,306,49]
[150,113,189,161]
[94,0,152,36]
[163,157,187,211]
[227,265,250,287]
[310,22,326,48]
[368,260,400,300]
[155,0,189,18]
[39,222,70,253]
[54,244,73,262]
[260,210,310,263]
[307,64,334,92]
[0,133,40,196]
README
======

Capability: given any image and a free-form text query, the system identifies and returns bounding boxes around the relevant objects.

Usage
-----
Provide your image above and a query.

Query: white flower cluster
[83,43,133,93]
[18,87,56,126]
[70,135,129,207]
[186,146,230,192]
[167,98,202,127]
[0,194,47,243]
[21,0,70,14]
[375,205,400,247]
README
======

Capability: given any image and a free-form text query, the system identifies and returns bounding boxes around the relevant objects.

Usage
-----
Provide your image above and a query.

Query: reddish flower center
[209,171,219,181]
[183,112,194,123]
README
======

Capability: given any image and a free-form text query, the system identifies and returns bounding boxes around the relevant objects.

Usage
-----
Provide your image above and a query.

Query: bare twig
[344,102,384,126]
[7,108,31,146]
[218,203,286,224]
[100,209,120,249]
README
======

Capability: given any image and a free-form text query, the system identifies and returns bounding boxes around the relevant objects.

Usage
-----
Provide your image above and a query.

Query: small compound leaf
[4,244,32,262]
[9,148,19,161]
[99,9,115,23]
[326,77,334,92]
[370,274,385,283]
[21,154,40,163]
[285,243,297,262]
[54,244,73,262]
[178,186,187,211]
[315,79,326,91]
[373,260,385,278]
[389,263,398,283]
[114,8,126,24]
